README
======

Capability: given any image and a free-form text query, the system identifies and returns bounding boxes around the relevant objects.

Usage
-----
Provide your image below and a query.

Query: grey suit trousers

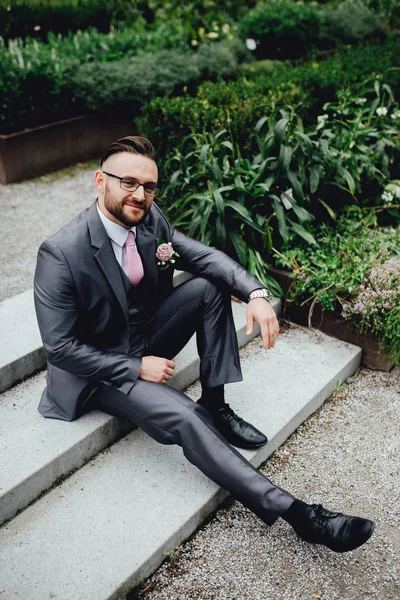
[91,277,294,525]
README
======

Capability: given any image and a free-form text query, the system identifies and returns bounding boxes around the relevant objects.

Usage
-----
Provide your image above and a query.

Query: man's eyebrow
[121,175,157,184]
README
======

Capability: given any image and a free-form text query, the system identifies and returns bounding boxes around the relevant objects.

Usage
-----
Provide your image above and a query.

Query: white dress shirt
[96,203,136,277]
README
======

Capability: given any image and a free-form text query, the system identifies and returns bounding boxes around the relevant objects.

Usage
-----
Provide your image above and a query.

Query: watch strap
[248,288,272,302]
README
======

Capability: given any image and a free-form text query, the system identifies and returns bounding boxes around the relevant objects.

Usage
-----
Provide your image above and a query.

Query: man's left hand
[246,298,279,350]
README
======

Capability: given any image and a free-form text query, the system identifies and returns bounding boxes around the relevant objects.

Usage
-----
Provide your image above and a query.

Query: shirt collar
[96,202,136,246]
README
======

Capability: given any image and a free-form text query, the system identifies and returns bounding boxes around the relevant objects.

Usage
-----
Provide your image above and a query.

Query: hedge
[237,0,387,61]
[238,1,322,60]
[0,0,257,42]
[139,37,400,176]
[0,38,247,134]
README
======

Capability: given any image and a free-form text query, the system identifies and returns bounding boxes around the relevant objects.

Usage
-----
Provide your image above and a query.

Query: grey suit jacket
[34,200,263,421]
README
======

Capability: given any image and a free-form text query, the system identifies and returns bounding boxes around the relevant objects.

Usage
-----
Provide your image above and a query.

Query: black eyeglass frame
[102,171,159,197]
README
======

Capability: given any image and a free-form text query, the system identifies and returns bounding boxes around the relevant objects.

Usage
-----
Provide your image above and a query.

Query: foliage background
[1,0,400,354]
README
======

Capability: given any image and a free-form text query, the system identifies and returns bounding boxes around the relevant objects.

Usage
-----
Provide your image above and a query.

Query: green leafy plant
[69,40,242,113]
[290,38,400,120]
[140,37,400,177]
[274,212,400,309]
[0,0,120,42]
[274,212,400,364]
[0,36,244,133]
[161,115,318,293]
[357,0,400,27]
[305,76,400,215]
[0,23,192,133]
[0,0,257,43]
[139,71,302,177]
[238,0,321,60]
[318,0,387,50]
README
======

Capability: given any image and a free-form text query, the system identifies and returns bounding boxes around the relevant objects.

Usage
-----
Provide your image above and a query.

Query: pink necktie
[124,231,144,286]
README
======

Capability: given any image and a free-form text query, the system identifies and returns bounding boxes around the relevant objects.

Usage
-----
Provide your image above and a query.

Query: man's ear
[94,170,105,194]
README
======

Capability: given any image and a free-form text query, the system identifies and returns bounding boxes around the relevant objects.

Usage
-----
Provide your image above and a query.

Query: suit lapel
[136,222,159,293]
[87,202,128,319]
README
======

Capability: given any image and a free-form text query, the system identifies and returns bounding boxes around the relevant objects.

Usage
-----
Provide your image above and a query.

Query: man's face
[95,152,158,229]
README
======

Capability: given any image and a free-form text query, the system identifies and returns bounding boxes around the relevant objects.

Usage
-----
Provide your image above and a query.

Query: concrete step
[0,290,45,394]
[0,272,194,394]
[0,298,272,527]
[0,326,361,600]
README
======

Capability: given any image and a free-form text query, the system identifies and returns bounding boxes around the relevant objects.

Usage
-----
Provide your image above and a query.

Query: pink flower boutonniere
[156,239,180,271]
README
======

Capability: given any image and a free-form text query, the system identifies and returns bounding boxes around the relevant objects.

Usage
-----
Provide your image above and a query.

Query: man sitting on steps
[34,135,374,553]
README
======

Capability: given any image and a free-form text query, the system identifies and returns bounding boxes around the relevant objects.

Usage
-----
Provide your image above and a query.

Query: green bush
[0,0,256,43]
[139,71,303,178]
[69,50,203,114]
[308,79,400,215]
[0,0,122,42]
[1,22,192,71]
[360,0,400,27]
[160,123,316,293]
[275,213,400,310]
[155,76,399,244]
[69,40,243,113]
[133,0,257,44]
[140,37,400,175]
[238,0,321,60]
[288,38,400,121]
[275,213,400,364]
[318,0,387,49]
[0,36,244,134]
[0,34,80,133]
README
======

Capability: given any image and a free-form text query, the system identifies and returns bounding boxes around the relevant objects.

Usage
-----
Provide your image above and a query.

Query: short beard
[104,186,150,228]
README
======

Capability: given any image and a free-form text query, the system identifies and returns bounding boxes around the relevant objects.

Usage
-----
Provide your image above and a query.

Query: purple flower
[156,240,180,271]
[156,242,174,262]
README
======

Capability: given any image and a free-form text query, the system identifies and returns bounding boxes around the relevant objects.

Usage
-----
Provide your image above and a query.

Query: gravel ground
[0,161,98,301]
[133,359,400,600]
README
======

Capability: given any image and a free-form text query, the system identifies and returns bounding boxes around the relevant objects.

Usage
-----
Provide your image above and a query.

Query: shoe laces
[312,504,341,534]
[313,504,325,520]
[313,504,340,519]
[307,504,330,538]
[217,403,243,423]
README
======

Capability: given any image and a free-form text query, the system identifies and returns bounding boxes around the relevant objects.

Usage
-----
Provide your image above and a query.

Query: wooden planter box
[0,115,136,184]
[271,267,394,372]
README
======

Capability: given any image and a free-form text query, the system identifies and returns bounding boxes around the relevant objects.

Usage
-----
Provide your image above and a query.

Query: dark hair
[101,136,155,166]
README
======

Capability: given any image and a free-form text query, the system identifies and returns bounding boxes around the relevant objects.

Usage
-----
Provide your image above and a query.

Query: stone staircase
[0,279,362,599]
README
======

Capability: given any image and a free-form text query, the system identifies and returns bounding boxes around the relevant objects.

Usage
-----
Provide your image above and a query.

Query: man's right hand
[139,356,175,384]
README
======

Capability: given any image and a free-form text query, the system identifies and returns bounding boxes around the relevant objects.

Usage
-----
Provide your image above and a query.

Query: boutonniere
[156,239,180,271]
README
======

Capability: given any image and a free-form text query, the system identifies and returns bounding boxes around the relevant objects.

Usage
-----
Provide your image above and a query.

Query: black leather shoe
[293,504,375,552]
[212,404,268,449]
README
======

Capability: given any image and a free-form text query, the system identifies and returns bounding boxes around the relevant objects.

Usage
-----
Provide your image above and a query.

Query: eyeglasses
[102,171,159,198]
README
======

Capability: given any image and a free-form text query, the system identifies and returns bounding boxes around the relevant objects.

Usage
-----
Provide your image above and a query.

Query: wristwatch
[248,288,272,302]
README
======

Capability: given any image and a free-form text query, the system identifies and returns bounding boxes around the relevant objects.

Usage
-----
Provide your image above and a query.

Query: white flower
[280,188,294,209]
[206,31,219,39]
[391,110,400,119]
[382,191,394,204]
[376,107,388,117]
[246,38,257,51]
[356,98,367,104]
[386,181,400,199]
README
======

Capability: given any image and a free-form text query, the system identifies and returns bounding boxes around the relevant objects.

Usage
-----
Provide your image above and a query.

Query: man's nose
[130,184,146,201]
